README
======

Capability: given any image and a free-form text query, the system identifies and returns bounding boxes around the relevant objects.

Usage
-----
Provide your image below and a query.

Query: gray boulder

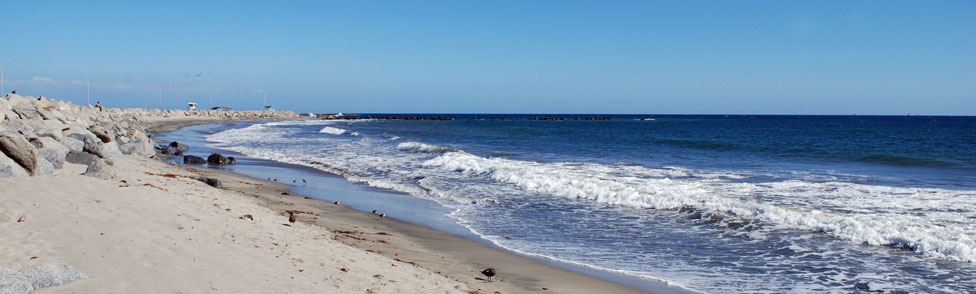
[20,262,91,289]
[25,120,65,141]
[34,158,55,176]
[0,152,29,177]
[37,148,65,169]
[65,151,98,166]
[98,141,123,159]
[0,266,34,294]
[11,107,43,120]
[82,160,113,179]
[119,140,154,157]
[61,137,84,153]
[0,132,38,175]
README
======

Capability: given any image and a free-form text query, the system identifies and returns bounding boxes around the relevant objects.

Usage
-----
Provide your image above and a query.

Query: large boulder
[119,140,154,157]
[0,132,38,175]
[98,141,123,159]
[20,262,91,289]
[25,120,66,141]
[34,157,55,176]
[61,136,84,153]
[29,137,69,170]
[0,152,29,177]
[183,155,206,165]
[82,160,113,179]
[0,266,34,294]
[64,151,98,166]
[207,153,236,165]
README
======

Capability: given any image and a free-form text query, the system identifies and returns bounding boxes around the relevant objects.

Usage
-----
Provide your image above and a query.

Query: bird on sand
[371,210,378,214]
[379,213,386,218]
[334,201,340,205]
[481,268,496,282]
[288,211,297,224]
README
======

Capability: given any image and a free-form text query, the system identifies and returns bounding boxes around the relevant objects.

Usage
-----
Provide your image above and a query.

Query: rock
[11,107,43,120]
[34,158,55,176]
[20,262,91,289]
[65,151,99,165]
[0,152,29,177]
[90,128,112,143]
[854,282,870,291]
[98,141,123,158]
[198,177,223,189]
[207,153,235,165]
[82,160,113,179]
[60,136,84,153]
[183,155,206,165]
[0,132,38,175]
[0,266,34,294]
[25,120,65,141]
[119,140,154,157]
[67,133,101,155]
[168,141,190,153]
[37,148,66,169]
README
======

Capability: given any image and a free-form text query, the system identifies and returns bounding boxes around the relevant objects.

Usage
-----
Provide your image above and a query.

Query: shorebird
[288,211,296,224]
[371,210,378,214]
[379,213,386,218]
[481,268,496,282]
[274,178,278,182]
[334,201,340,205]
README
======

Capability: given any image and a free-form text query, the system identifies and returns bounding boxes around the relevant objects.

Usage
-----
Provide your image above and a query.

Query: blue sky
[1,1,974,114]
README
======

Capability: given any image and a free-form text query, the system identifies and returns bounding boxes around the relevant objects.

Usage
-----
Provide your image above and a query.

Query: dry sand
[0,118,661,293]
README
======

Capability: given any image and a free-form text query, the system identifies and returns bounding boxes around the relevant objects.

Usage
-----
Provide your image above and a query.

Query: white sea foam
[319,126,348,135]
[423,151,976,262]
[397,142,456,153]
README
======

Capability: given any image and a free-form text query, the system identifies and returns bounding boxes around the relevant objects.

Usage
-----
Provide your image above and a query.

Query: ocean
[173,114,975,293]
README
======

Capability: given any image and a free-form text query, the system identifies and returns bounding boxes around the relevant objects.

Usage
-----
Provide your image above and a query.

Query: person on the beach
[96,101,102,111]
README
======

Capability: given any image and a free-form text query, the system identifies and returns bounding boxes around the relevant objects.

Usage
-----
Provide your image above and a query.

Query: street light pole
[1,63,20,96]
[87,79,91,106]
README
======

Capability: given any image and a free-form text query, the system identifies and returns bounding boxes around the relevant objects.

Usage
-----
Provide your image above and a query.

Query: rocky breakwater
[0,93,299,178]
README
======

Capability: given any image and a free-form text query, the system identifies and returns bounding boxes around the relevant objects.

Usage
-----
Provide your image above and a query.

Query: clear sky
[2,1,974,114]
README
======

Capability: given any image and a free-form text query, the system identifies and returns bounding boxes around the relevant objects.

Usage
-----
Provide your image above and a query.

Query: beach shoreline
[149,119,683,293]
[1,93,677,293]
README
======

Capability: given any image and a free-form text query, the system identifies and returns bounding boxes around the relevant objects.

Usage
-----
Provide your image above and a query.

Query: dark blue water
[203,115,976,293]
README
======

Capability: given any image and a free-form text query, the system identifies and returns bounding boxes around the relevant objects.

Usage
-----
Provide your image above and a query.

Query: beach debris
[340,267,349,272]
[281,192,290,195]
[481,268,496,282]
[183,155,206,165]
[240,214,254,221]
[302,179,307,183]
[17,216,25,222]
[288,211,297,224]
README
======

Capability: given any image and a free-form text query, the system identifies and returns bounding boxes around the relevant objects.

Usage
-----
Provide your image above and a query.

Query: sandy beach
[1,94,654,293]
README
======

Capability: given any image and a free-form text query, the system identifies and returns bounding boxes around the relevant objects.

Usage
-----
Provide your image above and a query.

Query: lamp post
[1,63,20,96]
